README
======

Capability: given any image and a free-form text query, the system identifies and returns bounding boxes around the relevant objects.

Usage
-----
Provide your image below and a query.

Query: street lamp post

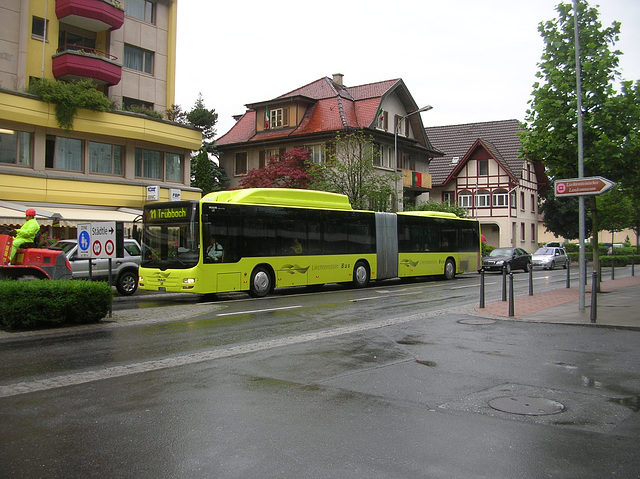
[394,105,433,212]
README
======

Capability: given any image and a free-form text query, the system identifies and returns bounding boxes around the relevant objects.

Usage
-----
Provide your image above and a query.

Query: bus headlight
[183,278,196,284]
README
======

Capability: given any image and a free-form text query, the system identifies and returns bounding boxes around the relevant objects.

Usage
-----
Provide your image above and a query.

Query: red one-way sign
[555,176,615,197]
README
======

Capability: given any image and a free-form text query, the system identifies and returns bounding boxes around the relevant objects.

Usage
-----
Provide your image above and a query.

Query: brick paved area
[475,274,640,321]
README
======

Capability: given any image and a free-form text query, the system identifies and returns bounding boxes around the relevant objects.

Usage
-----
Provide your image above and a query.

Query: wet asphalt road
[1,269,639,478]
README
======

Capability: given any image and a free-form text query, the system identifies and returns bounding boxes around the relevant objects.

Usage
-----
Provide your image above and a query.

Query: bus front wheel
[444,258,456,280]
[352,261,370,288]
[249,266,272,298]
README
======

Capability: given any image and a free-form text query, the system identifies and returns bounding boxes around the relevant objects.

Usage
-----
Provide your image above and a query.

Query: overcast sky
[174,0,640,138]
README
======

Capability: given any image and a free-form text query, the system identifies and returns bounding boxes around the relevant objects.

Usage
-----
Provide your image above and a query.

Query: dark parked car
[482,247,531,273]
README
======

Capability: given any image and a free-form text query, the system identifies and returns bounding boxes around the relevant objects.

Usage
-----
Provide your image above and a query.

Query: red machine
[0,234,73,281]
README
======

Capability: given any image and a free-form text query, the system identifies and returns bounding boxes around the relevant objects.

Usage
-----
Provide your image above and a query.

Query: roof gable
[216,76,439,148]
[426,119,525,186]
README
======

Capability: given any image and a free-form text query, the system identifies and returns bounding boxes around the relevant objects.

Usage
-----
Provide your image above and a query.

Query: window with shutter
[235,152,247,175]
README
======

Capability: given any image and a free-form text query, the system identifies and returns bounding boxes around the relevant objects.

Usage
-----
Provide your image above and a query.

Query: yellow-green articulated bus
[138,188,481,297]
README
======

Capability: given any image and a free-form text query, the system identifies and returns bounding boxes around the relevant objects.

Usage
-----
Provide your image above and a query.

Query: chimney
[332,73,344,86]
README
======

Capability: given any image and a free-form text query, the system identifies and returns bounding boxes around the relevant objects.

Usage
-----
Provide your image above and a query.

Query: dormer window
[268,107,289,129]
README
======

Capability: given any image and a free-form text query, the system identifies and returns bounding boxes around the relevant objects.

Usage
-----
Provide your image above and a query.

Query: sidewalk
[475,273,640,330]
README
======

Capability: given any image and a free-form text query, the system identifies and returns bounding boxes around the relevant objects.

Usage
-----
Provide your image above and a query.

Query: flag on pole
[265,106,270,129]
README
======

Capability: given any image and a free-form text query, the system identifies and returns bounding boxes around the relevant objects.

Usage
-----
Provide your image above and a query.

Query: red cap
[25,208,36,217]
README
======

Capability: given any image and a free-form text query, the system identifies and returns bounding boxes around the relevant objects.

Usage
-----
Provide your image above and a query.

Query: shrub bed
[0,280,112,330]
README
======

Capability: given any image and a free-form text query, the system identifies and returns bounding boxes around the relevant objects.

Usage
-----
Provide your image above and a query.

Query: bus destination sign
[148,206,189,221]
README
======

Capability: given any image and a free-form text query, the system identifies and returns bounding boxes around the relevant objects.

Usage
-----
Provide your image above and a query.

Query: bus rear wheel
[352,261,370,288]
[444,258,456,280]
[249,266,272,298]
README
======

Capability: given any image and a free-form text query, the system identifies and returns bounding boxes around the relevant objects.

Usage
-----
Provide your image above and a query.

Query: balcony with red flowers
[52,46,122,86]
[56,0,125,32]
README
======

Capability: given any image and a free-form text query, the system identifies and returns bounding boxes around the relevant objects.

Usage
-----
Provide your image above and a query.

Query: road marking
[216,305,302,317]
[452,282,497,290]
[0,309,449,399]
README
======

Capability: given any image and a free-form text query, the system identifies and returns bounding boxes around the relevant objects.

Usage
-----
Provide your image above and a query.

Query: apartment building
[0,0,201,236]
[216,74,442,211]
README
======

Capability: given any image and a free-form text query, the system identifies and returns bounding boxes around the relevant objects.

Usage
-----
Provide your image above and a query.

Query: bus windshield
[141,202,200,269]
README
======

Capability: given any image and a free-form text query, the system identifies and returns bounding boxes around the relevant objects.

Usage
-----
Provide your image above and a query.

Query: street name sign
[554,176,615,197]
[76,221,116,259]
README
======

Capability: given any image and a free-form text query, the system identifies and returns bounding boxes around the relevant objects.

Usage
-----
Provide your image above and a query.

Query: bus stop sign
[555,176,615,197]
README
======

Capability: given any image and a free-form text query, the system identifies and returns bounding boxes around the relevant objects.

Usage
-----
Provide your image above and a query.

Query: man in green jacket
[10,208,40,261]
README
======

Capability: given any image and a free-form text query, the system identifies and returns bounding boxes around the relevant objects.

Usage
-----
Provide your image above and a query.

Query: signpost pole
[574,0,586,310]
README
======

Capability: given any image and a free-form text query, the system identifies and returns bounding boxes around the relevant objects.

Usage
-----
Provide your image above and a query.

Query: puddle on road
[609,396,640,412]
[416,359,437,367]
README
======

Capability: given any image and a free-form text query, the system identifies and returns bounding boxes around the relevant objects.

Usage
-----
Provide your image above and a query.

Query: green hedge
[567,252,640,266]
[0,280,112,330]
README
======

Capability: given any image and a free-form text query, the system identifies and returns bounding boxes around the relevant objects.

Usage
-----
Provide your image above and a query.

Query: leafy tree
[597,186,634,236]
[405,200,468,218]
[538,189,592,240]
[239,148,313,189]
[521,1,640,276]
[310,130,397,211]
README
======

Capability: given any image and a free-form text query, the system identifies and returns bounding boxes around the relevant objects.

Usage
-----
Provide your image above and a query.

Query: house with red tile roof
[216,74,442,210]
[425,119,548,249]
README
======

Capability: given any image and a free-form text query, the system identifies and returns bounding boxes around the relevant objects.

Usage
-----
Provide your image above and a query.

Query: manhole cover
[458,318,496,325]
[488,395,565,416]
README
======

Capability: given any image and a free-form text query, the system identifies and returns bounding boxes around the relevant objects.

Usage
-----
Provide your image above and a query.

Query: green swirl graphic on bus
[400,259,419,268]
[279,264,310,275]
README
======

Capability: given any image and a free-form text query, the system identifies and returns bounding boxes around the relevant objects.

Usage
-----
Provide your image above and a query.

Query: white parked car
[532,247,569,270]
[51,238,141,295]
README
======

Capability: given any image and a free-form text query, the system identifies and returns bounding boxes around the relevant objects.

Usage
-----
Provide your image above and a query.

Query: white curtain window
[18,132,31,166]
[126,0,155,22]
[56,137,82,171]
[124,44,153,74]
[90,142,122,175]
[135,148,162,179]
[165,152,182,182]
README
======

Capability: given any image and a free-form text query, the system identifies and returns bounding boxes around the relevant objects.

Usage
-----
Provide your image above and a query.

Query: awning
[0,201,142,227]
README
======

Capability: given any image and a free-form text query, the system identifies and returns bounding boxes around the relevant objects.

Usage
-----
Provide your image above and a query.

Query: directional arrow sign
[554,176,615,197]
[90,221,116,259]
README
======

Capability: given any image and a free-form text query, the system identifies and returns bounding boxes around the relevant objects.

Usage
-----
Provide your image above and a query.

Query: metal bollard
[508,273,515,317]
[479,269,485,308]
[502,267,507,301]
[590,271,597,323]
[528,265,533,296]
[566,261,571,288]
[632,256,635,276]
